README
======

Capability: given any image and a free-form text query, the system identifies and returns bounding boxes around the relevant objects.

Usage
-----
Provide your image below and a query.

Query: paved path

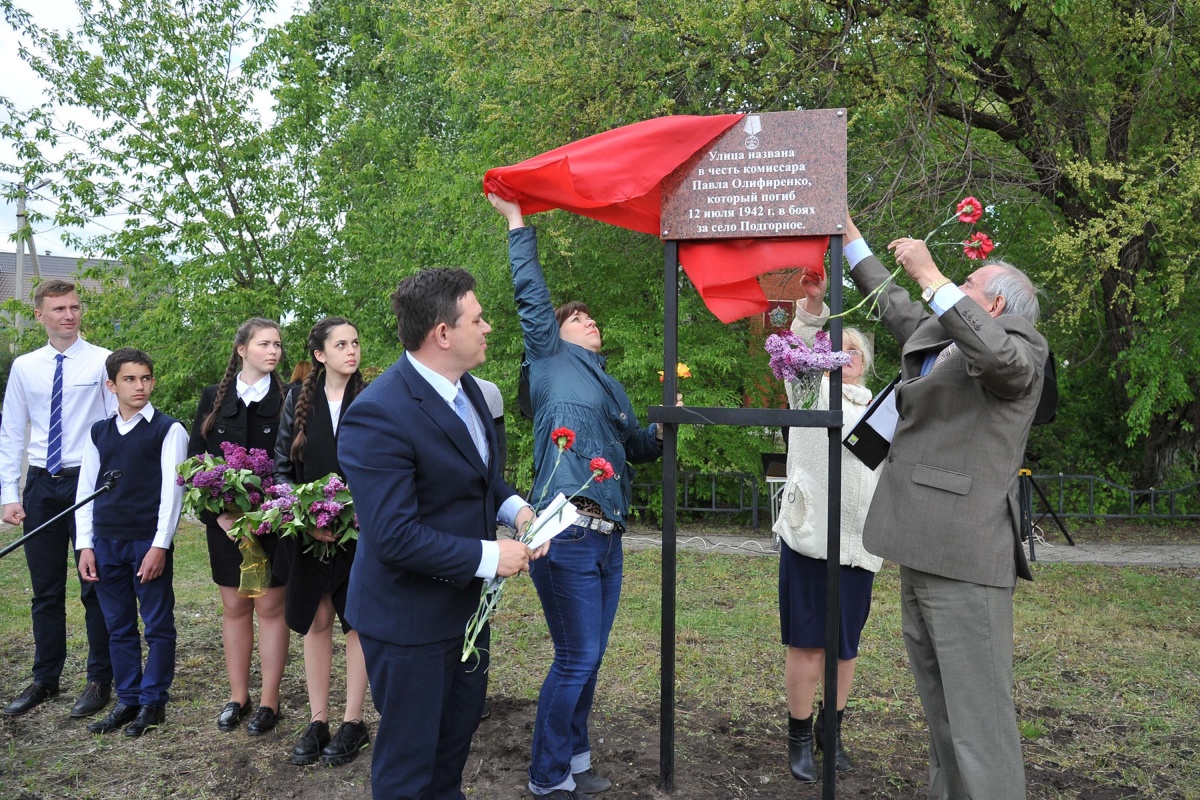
[622,528,1200,568]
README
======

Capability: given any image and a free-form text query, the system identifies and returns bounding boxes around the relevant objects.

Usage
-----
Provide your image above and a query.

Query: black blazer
[273,375,358,485]
[188,380,284,527]
[272,375,360,633]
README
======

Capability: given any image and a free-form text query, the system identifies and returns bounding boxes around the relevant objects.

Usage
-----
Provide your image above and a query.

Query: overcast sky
[0,0,298,259]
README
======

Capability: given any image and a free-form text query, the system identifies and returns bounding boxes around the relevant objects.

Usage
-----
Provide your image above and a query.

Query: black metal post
[659,240,679,792]
[0,471,122,560]
[653,238,845,797]
[821,235,844,796]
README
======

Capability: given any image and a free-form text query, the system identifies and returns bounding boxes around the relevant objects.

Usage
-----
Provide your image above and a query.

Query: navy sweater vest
[90,412,180,541]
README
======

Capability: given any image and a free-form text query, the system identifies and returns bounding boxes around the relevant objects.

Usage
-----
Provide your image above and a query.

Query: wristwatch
[921,278,953,304]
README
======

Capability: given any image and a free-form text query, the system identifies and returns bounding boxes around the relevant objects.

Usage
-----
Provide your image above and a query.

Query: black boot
[814,703,853,772]
[787,714,817,783]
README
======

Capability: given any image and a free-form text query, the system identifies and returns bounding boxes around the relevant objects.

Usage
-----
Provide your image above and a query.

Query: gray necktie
[453,389,488,464]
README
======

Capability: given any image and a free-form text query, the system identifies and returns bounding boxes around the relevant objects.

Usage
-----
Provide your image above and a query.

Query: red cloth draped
[483,115,830,323]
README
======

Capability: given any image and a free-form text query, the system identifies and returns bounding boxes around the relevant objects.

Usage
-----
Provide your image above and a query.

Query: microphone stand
[0,471,123,560]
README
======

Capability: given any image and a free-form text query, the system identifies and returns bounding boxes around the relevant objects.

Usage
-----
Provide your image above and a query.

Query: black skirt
[205,525,285,590]
[271,535,355,635]
[778,544,875,659]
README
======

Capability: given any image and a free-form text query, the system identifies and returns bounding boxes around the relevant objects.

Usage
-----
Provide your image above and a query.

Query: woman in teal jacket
[490,194,665,800]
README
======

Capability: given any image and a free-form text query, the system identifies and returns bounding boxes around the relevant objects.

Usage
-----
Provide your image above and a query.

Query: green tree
[0,0,343,417]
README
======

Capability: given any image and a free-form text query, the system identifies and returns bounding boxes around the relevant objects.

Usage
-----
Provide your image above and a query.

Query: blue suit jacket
[339,356,517,646]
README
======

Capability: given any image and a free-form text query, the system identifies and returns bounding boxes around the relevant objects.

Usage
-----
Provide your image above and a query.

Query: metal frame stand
[1020,468,1074,562]
[650,237,845,799]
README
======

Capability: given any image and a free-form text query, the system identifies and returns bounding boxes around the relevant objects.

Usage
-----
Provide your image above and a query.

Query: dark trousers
[360,629,489,800]
[93,538,176,706]
[22,468,111,686]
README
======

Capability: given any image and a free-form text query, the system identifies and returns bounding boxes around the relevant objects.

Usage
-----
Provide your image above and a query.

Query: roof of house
[0,251,113,303]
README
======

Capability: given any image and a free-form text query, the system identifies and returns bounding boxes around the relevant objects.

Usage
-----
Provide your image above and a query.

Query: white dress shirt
[74,403,189,551]
[236,372,273,405]
[0,337,116,504]
[405,352,529,580]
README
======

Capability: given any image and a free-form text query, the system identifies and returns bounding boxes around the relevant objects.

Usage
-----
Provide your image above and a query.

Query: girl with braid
[273,317,370,766]
[187,318,289,736]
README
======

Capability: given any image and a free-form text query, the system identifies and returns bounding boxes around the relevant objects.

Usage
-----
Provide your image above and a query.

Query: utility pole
[13,181,45,334]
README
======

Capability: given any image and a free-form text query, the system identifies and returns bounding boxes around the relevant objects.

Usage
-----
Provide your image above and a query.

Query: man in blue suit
[339,267,540,800]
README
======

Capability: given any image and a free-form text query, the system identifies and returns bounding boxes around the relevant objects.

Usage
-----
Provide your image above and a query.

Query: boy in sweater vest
[75,348,188,736]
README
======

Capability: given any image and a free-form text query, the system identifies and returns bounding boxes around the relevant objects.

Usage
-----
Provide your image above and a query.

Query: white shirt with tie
[405,352,529,580]
[0,337,116,504]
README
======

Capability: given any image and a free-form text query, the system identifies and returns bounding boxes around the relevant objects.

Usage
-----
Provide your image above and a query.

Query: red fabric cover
[483,114,829,323]
[677,237,830,323]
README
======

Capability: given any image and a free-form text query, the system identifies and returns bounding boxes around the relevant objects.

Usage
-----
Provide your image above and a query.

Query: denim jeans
[527,524,623,794]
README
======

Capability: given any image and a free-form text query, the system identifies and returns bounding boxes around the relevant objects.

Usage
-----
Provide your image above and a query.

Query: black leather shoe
[573,769,612,794]
[321,720,370,766]
[289,721,330,766]
[217,699,252,732]
[814,703,853,772]
[124,704,165,737]
[542,790,594,800]
[2,682,60,716]
[480,701,491,720]
[788,714,817,783]
[246,705,279,736]
[87,702,140,734]
[70,681,111,718]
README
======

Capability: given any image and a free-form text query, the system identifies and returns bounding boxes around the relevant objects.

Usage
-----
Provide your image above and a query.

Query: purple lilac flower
[281,512,294,523]
[221,491,235,506]
[247,448,274,478]
[220,441,251,470]
[191,466,228,489]
[323,475,348,499]
[255,520,272,536]
[247,490,262,507]
[316,511,335,528]
[266,483,294,497]
[764,329,852,382]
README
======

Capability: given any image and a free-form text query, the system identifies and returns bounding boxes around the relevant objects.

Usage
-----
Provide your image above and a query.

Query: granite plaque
[660,109,846,240]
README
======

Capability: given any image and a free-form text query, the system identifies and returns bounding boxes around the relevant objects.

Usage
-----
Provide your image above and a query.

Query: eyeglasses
[845,349,863,359]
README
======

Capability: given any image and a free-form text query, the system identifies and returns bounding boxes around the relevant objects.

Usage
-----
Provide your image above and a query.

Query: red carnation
[963,231,995,260]
[551,427,576,450]
[956,196,983,225]
[589,457,615,483]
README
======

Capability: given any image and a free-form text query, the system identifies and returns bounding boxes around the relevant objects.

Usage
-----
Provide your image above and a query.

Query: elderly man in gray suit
[844,217,1046,800]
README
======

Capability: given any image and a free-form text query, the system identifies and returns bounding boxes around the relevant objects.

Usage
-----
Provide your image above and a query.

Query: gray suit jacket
[851,254,1047,588]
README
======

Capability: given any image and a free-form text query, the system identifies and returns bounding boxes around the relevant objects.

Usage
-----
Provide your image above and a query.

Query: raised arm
[488,193,564,362]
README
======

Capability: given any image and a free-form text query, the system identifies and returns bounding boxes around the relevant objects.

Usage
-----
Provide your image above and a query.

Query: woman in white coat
[774,270,882,783]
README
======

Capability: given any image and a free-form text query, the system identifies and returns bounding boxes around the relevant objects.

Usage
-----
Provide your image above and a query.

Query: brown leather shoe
[70,681,112,718]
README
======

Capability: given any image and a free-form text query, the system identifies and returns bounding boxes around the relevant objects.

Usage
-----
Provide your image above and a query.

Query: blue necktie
[454,389,488,464]
[47,353,65,475]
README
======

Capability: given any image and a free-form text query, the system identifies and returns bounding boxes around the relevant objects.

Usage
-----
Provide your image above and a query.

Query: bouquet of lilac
[765,328,852,383]
[176,441,274,519]
[765,328,854,411]
[177,442,275,597]
[240,473,357,562]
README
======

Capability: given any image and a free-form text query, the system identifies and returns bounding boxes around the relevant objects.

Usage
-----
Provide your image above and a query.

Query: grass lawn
[0,520,1197,798]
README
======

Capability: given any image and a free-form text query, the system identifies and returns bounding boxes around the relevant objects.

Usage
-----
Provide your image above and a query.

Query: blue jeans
[528,524,623,794]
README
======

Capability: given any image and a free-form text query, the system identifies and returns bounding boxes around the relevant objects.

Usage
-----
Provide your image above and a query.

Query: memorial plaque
[660,109,846,240]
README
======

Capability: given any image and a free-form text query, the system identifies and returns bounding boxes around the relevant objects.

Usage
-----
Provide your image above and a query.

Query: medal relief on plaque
[661,110,847,240]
